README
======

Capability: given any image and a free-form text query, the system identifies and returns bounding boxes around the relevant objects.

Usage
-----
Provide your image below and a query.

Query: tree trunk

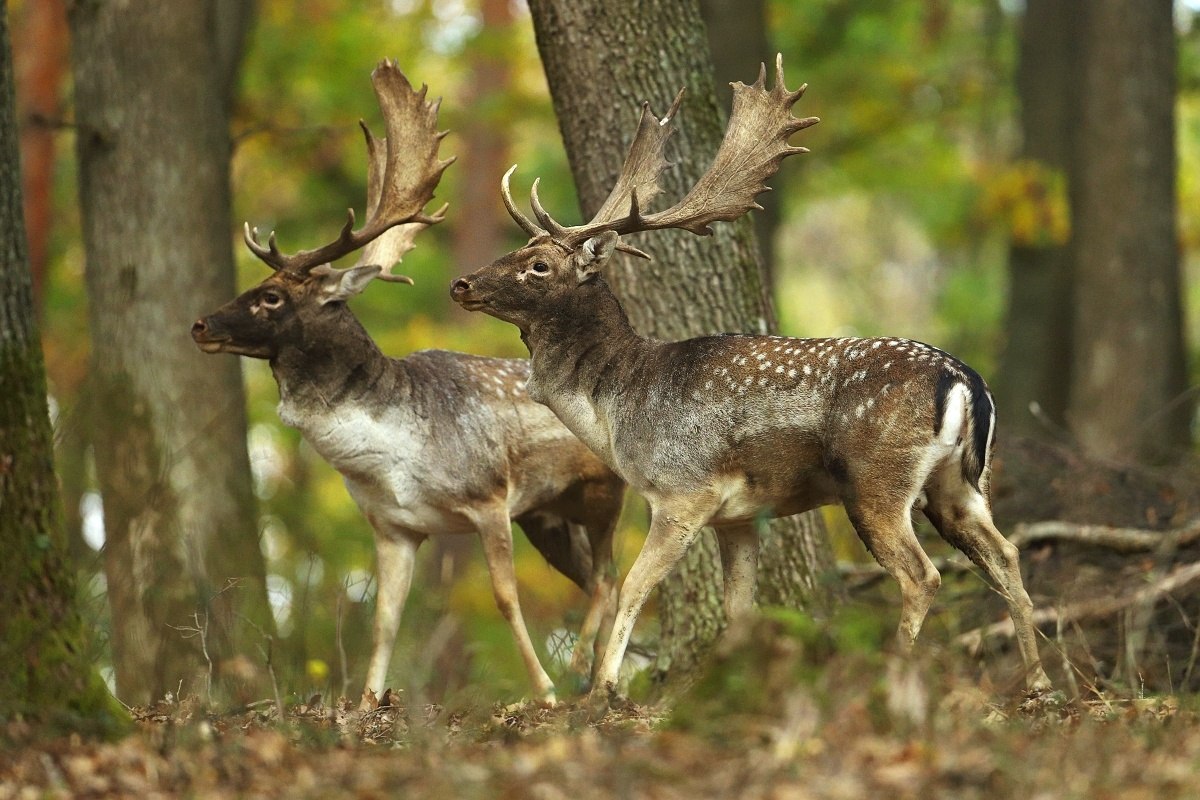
[1068,0,1190,463]
[0,2,122,731]
[995,0,1077,434]
[69,0,273,706]
[528,0,842,682]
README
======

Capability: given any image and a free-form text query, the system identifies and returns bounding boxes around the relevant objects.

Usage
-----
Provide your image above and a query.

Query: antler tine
[501,165,547,240]
[244,223,288,271]
[529,179,570,240]
[753,60,768,90]
[242,59,452,276]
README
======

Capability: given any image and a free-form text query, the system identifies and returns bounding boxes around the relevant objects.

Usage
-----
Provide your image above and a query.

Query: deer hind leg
[364,528,424,705]
[923,473,1052,691]
[845,497,942,650]
[571,518,618,680]
[715,522,760,621]
[469,504,558,705]
[591,497,714,698]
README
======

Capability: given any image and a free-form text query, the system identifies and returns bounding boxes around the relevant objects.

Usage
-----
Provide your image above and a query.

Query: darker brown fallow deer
[451,55,1051,705]
[191,60,623,706]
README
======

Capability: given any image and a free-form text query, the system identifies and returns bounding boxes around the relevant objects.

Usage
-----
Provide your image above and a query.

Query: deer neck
[270,312,402,427]
[520,278,646,460]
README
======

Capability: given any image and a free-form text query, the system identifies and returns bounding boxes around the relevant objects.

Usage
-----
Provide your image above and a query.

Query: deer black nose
[450,278,471,296]
[191,318,208,337]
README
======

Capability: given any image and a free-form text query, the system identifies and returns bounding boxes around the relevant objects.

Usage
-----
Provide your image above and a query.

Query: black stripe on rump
[931,367,993,491]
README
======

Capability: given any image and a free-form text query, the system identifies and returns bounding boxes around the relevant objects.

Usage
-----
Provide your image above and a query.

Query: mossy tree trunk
[0,2,123,732]
[68,0,273,705]
[528,0,843,682]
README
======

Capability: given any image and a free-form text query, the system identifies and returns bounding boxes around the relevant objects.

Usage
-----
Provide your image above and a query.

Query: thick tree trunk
[0,3,122,730]
[69,0,273,705]
[1068,0,1190,463]
[995,0,1076,433]
[528,0,842,681]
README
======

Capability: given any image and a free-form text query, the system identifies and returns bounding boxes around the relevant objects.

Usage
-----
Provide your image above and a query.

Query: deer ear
[573,231,619,282]
[313,264,383,304]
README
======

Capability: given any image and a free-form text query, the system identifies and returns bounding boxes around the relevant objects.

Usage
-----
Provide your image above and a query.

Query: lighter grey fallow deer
[191,61,623,707]
[451,55,1051,706]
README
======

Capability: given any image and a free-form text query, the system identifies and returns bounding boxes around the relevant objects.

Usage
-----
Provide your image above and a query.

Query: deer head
[193,59,454,359]
[451,55,817,328]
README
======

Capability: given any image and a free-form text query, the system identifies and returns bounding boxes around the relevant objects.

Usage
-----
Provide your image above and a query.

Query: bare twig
[960,561,1200,646]
[1009,517,1200,554]
[336,591,350,700]
[1056,604,1081,701]
[167,611,212,703]
[259,636,286,721]
[238,613,286,721]
[1182,606,1200,689]
[838,555,973,589]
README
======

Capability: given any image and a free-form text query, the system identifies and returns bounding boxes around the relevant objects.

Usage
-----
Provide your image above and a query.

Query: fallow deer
[451,55,1051,705]
[191,61,623,706]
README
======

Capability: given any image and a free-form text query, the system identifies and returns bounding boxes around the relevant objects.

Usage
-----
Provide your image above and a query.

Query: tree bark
[69,0,273,705]
[1068,0,1190,463]
[0,2,123,731]
[528,0,842,681]
[995,0,1077,433]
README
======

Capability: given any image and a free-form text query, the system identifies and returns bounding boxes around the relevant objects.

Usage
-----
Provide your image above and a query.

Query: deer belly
[342,474,474,535]
[705,471,830,522]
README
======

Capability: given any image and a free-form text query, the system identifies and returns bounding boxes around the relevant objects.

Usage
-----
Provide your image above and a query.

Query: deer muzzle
[450,277,486,310]
[191,317,231,353]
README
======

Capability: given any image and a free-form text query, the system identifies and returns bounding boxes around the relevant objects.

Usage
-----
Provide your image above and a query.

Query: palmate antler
[245,58,455,280]
[501,54,817,257]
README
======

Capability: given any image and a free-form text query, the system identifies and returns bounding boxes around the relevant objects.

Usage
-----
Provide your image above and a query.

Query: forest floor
[5,612,1200,799]
[6,436,1200,798]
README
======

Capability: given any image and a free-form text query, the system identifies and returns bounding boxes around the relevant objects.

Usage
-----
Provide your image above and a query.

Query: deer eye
[260,291,283,308]
[531,261,550,275]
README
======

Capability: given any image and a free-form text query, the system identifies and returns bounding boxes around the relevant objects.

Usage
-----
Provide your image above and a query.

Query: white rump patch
[938,382,970,447]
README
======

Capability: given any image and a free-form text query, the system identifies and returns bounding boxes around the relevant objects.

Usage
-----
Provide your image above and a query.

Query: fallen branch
[958,561,1200,648]
[1009,517,1200,554]
[838,556,974,589]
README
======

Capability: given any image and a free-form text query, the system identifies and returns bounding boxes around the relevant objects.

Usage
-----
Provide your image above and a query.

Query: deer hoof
[585,684,617,721]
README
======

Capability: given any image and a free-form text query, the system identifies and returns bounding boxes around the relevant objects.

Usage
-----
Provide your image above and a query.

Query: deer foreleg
[591,499,712,699]
[364,529,423,705]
